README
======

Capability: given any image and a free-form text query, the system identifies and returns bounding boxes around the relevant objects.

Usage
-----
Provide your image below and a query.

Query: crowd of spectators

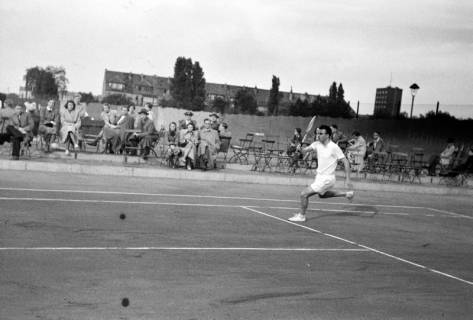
[1,98,471,176]
[0,98,232,171]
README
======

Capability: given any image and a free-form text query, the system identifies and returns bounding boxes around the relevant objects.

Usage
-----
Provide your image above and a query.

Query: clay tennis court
[0,170,472,319]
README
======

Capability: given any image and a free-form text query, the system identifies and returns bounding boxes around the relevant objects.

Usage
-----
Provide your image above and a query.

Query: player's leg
[319,189,354,200]
[288,186,318,222]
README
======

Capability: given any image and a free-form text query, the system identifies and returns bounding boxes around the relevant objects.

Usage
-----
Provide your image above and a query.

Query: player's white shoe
[346,191,354,201]
[288,213,306,222]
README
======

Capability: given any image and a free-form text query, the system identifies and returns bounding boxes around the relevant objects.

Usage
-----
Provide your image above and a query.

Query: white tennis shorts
[310,174,336,195]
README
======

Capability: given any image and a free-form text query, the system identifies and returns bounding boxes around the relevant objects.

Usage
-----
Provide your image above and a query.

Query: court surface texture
[0,170,472,319]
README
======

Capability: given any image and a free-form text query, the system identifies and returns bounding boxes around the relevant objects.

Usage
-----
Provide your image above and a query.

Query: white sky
[1,0,472,116]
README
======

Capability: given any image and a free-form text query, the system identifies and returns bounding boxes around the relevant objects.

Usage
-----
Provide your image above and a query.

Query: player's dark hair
[331,124,338,129]
[318,125,332,137]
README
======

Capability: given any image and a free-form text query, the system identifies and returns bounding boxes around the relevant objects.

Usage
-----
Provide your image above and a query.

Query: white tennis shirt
[309,140,346,176]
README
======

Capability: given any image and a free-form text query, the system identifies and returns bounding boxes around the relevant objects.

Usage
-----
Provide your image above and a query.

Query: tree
[212,97,228,114]
[78,92,97,104]
[337,83,345,102]
[234,88,257,114]
[24,66,67,99]
[267,75,281,115]
[45,66,68,99]
[102,94,132,106]
[329,81,337,102]
[191,61,206,111]
[170,57,193,108]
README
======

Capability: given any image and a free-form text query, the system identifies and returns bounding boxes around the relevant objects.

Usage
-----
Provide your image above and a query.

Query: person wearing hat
[179,111,197,130]
[129,108,158,159]
[209,113,220,131]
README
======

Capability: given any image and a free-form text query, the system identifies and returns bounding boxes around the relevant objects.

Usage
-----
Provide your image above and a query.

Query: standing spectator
[209,113,220,130]
[346,131,367,172]
[198,118,221,170]
[74,93,88,119]
[60,100,81,154]
[179,111,197,130]
[428,138,457,175]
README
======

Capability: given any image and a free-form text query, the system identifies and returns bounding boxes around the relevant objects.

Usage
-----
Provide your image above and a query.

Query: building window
[108,82,124,91]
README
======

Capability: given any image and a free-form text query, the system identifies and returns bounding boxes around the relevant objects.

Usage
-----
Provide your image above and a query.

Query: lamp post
[409,83,420,118]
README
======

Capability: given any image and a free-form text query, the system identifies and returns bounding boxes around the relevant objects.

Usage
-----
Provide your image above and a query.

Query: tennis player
[288,124,354,222]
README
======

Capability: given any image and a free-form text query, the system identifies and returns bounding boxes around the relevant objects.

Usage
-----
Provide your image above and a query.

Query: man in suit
[179,111,197,130]
[0,104,33,159]
[130,108,158,159]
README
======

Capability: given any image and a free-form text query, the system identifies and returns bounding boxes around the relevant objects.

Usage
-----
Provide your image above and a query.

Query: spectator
[115,105,135,153]
[366,131,385,156]
[0,101,26,160]
[209,113,220,130]
[60,100,81,155]
[287,128,303,156]
[144,102,155,121]
[129,108,158,160]
[73,93,88,118]
[346,131,367,172]
[164,122,181,168]
[38,99,59,146]
[88,103,119,149]
[179,111,197,130]
[178,122,199,170]
[330,124,347,145]
[218,122,232,138]
[428,138,457,176]
[128,104,137,120]
[198,118,221,170]
[25,102,40,137]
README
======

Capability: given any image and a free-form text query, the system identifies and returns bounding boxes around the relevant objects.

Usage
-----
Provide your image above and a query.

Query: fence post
[356,101,359,119]
[435,101,439,116]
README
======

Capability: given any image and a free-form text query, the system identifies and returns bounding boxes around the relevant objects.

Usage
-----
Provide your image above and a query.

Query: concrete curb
[1,158,472,196]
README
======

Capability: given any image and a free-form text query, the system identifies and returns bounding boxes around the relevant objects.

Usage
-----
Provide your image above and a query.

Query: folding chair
[228,133,254,164]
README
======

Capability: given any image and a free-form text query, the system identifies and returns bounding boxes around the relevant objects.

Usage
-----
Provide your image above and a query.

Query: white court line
[426,208,473,220]
[0,197,460,218]
[0,187,450,211]
[0,197,424,217]
[240,206,473,286]
[0,247,368,252]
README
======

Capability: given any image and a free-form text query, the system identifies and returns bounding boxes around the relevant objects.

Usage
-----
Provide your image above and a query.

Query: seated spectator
[366,131,385,157]
[218,122,232,138]
[209,113,220,130]
[88,103,119,151]
[0,101,28,160]
[128,104,137,121]
[198,118,221,170]
[115,105,135,153]
[178,122,199,170]
[179,111,197,130]
[428,138,457,176]
[287,128,303,156]
[128,108,158,160]
[38,99,59,146]
[25,102,40,138]
[330,124,348,149]
[346,131,367,172]
[60,100,81,154]
[164,122,181,168]
[455,146,473,173]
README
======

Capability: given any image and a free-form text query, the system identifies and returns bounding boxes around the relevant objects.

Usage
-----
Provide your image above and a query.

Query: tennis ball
[119,213,126,220]
[121,298,129,307]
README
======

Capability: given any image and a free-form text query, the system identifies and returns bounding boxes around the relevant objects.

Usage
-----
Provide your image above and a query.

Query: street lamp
[409,83,420,118]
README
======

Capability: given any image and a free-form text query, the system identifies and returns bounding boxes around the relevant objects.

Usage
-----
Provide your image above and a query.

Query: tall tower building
[373,86,403,117]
